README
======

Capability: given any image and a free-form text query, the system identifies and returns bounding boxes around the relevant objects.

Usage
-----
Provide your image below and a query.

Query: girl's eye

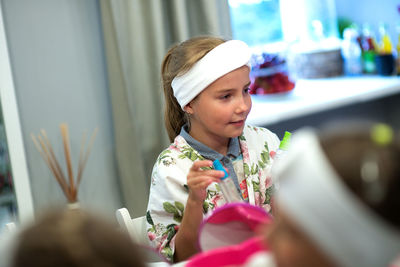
[244,87,250,94]
[220,94,231,99]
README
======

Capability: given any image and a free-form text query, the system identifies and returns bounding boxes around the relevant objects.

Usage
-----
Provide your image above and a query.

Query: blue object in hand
[213,159,243,203]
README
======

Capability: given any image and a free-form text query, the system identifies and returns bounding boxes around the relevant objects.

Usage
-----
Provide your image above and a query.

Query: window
[228,0,340,52]
[228,0,283,48]
[228,0,342,93]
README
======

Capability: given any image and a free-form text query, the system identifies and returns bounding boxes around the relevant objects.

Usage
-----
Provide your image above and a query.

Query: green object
[279,131,292,150]
[338,17,355,39]
[370,123,393,146]
[362,51,376,73]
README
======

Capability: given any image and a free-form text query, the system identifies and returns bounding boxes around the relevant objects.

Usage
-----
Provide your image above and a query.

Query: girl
[146,36,280,262]
[266,124,400,267]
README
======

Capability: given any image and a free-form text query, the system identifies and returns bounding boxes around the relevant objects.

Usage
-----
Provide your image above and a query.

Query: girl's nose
[236,95,251,114]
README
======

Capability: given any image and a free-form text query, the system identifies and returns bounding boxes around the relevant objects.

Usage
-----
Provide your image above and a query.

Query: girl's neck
[188,129,229,155]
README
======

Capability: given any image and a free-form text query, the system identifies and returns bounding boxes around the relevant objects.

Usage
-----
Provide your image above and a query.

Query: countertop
[247,76,400,126]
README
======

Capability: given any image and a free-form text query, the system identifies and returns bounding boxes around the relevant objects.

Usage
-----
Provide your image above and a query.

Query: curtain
[99,0,232,216]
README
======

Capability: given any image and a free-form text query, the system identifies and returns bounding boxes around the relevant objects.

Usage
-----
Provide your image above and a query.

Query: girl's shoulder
[154,135,204,168]
[154,136,186,163]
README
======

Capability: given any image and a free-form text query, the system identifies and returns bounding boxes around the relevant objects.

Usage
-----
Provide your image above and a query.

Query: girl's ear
[184,102,194,114]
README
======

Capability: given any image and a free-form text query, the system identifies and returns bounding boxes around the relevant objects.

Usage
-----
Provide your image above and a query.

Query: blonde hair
[161,36,226,142]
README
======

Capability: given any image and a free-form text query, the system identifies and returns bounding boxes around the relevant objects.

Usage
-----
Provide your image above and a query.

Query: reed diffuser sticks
[31,123,98,203]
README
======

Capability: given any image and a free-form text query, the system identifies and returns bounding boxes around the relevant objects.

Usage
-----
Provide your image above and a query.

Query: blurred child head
[266,123,400,267]
[12,209,146,267]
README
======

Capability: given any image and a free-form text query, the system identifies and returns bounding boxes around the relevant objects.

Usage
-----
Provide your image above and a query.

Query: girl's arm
[173,195,204,261]
[174,160,224,262]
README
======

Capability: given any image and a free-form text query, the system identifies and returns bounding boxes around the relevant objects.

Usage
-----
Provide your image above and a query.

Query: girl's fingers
[188,169,224,180]
[187,160,224,192]
[189,160,225,177]
[188,175,220,188]
[201,169,225,178]
[200,179,214,188]
[190,160,213,171]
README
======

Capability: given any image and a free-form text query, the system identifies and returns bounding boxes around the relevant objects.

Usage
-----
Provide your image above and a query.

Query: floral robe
[146,125,280,261]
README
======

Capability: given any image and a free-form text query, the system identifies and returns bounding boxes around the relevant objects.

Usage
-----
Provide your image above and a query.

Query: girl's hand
[187,160,224,204]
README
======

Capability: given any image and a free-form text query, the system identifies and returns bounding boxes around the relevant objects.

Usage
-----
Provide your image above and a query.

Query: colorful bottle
[272,131,291,190]
[376,23,395,76]
[341,27,362,75]
[213,159,243,203]
[378,23,393,55]
[396,23,400,75]
[360,24,376,74]
[275,131,292,161]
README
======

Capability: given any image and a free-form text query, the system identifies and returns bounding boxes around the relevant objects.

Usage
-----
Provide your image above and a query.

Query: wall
[1,0,122,218]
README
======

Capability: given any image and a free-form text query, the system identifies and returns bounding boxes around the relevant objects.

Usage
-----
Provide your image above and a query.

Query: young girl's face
[186,65,252,145]
[264,207,337,267]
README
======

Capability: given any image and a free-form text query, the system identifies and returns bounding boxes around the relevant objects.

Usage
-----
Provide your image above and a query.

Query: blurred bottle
[377,23,393,55]
[375,23,395,76]
[275,131,292,161]
[213,159,243,203]
[341,27,362,75]
[396,23,400,75]
[360,24,377,74]
[272,131,291,190]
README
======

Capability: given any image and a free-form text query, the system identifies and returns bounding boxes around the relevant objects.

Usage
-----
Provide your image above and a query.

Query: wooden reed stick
[31,134,70,200]
[76,128,98,187]
[60,124,75,199]
[37,135,69,196]
[40,129,68,187]
[76,131,87,188]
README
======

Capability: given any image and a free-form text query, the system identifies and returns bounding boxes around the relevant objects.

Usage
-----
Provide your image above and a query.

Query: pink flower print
[168,140,181,153]
[259,191,266,206]
[174,225,179,231]
[173,136,181,146]
[240,142,250,162]
[169,136,182,151]
[263,203,272,213]
[254,192,261,206]
[211,194,222,206]
[148,232,156,241]
[156,233,169,251]
[270,150,276,159]
[264,176,272,188]
[240,179,248,200]
[168,145,180,153]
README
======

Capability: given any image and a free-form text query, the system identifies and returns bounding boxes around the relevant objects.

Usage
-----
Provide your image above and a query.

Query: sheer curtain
[99,0,232,215]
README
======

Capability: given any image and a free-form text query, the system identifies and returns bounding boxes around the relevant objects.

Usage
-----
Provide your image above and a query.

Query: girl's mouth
[230,120,245,126]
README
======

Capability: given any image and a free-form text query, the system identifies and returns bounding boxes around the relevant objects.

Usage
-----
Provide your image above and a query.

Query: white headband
[273,129,400,267]
[171,40,252,109]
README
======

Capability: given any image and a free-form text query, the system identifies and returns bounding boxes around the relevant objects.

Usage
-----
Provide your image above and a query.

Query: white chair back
[4,222,16,233]
[0,222,18,267]
[115,208,149,245]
